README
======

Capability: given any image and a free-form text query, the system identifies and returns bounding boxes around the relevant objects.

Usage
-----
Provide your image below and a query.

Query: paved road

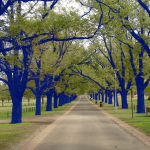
[33,95,150,150]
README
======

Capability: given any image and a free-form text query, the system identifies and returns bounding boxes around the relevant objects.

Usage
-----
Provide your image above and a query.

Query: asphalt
[20,95,150,150]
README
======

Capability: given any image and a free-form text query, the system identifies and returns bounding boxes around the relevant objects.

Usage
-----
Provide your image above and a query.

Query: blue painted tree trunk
[135,76,145,113]
[108,91,113,104]
[95,93,98,102]
[54,92,58,108]
[46,93,52,111]
[120,90,128,109]
[105,91,107,103]
[64,95,67,104]
[35,77,42,115]
[59,93,63,106]
[69,97,71,103]
[99,93,100,100]
[58,94,62,106]
[101,93,104,102]
[11,100,22,124]
[62,95,65,105]
[66,96,69,103]
[61,93,66,105]
[90,94,92,98]
[9,82,24,124]
[129,46,146,113]
[35,92,41,115]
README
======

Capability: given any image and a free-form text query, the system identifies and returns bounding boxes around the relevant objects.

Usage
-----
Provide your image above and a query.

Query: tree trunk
[28,98,30,106]
[35,92,41,115]
[54,92,58,108]
[108,91,113,104]
[62,93,65,105]
[101,93,104,102]
[42,96,44,104]
[99,93,101,100]
[136,77,145,113]
[131,90,134,98]
[58,97,62,106]
[65,95,68,103]
[58,93,63,106]
[11,100,22,124]
[2,100,4,107]
[46,93,52,111]
[90,94,92,99]
[120,90,128,109]
[69,97,71,103]
[105,91,107,103]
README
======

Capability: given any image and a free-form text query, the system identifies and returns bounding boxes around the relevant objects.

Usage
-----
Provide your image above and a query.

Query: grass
[0,122,35,150]
[0,99,37,119]
[21,102,76,118]
[0,99,36,107]
[91,96,150,136]
[0,98,79,150]
[0,99,76,119]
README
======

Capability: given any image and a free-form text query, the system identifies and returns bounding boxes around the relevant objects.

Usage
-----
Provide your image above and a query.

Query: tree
[23,88,35,105]
[0,3,96,123]
[0,84,11,106]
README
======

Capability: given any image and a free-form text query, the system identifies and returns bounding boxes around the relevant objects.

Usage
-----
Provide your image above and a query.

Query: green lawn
[0,101,38,119]
[0,99,75,119]
[91,96,150,136]
[0,122,34,150]
[0,99,36,107]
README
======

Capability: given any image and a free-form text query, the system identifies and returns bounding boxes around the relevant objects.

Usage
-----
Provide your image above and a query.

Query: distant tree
[0,84,11,107]
[23,89,35,105]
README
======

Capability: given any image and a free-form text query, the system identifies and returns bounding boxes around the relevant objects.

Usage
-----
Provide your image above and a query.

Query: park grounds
[1,95,150,149]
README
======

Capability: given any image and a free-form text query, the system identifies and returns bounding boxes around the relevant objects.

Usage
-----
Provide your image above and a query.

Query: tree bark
[42,96,44,104]
[28,98,30,106]
[136,77,145,113]
[101,93,104,102]
[2,100,4,107]
[35,92,41,115]
[46,93,52,111]
[108,91,113,104]
[11,100,22,124]
[105,91,107,103]
[54,92,58,108]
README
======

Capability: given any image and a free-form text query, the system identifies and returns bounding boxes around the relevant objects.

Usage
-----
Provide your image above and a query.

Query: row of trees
[0,0,150,123]
[66,0,150,113]
[0,0,97,123]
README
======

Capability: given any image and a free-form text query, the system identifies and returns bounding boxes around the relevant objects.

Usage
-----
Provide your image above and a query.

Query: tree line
[0,0,150,123]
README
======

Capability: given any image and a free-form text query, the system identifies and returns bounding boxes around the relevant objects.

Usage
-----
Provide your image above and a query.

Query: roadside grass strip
[91,97,150,136]
[0,122,34,150]
[0,99,78,119]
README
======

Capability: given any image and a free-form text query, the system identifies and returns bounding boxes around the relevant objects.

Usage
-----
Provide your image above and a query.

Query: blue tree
[91,35,132,109]
[129,45,150,113]
[0,5,100,123]
[0,41,32,123]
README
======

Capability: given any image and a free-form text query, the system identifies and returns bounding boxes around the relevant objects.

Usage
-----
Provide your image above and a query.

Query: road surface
[28,95,150,150]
